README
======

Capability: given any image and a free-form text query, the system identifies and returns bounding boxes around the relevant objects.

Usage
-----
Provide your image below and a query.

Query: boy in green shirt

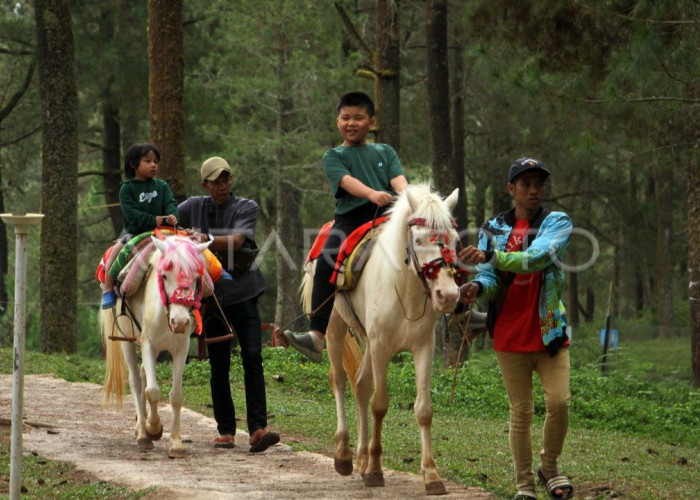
[284,91,408,361]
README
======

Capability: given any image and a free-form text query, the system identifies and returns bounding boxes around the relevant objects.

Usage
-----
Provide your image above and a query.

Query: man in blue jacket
[459,158,574,500]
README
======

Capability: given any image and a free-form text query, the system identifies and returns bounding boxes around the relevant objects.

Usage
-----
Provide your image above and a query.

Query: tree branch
[0,58,35,123]
[0,125,40,147]
[334,2,374,60]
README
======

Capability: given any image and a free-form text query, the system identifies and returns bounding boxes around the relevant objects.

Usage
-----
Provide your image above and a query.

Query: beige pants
[496,347,570,492]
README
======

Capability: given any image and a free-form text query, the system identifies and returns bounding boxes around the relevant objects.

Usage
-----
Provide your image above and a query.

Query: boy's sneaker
[220,269,233,281]
[101,290,117,309]
[282,331,324,363]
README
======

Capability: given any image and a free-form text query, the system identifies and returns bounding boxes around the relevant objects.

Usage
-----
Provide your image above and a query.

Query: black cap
[508,158,550,183]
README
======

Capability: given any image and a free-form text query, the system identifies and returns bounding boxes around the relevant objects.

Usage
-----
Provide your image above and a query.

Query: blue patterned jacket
[473,207,572,356]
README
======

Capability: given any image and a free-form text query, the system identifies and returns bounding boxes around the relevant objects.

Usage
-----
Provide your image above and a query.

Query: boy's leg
[496,350,537,493]
[284,225,346,361]
[536,347,570,474]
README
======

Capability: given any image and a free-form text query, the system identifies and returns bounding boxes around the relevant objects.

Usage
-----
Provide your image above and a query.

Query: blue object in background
[600,328,619,349]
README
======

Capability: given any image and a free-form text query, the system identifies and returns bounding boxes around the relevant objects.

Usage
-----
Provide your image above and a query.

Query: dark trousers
[310,202,385,334]
[205,296,267,436]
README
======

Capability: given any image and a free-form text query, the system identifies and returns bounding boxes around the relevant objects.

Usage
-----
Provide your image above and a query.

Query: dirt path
[1,374,493,499]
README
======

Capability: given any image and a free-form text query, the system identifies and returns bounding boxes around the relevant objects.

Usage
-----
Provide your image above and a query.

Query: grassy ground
[1,324,699,499]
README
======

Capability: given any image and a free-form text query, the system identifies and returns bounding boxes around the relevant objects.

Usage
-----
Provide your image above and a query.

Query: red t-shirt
[493,219,544,352]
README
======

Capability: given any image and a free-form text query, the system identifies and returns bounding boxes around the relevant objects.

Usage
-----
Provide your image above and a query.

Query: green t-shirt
[119,177,178,235]
[323,143,404,215]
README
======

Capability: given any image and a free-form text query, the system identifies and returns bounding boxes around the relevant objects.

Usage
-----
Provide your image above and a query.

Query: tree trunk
[0,165,7,318]
[102,101,123,238]
[567,245,580,328]
[0,59,35,319]
[450,7,468,238]
[426,0,459,364]
[425,0,452,197]
[148,0,185,201]
[655,164,675,337]
[35,0,79,353]
[374,0,401,150]
[274,32,303,333]
[689,159,700,386]
[687,95,700,386]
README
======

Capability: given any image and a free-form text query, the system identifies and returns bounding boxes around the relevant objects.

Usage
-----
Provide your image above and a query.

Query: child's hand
[369,190,394,207]
[165,214,178,226]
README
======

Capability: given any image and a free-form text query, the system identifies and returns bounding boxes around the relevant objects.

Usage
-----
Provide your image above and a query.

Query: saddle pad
[306,220,335,264]
[330,216,388,286]
[335,228,381,290]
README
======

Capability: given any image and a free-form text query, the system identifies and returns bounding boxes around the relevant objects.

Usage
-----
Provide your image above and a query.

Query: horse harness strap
[108,296,140,342]
[338,290,367,336]
[203,289,236,345]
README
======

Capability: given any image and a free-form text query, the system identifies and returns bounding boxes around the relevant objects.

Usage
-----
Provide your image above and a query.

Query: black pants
[205,296,267,436]
[310,202,385,334]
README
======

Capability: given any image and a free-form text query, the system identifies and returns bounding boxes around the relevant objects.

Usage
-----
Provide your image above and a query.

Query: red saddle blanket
[306,217,388,285]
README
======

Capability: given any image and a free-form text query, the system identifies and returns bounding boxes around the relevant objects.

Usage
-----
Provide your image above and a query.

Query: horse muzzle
[430,279,460,314]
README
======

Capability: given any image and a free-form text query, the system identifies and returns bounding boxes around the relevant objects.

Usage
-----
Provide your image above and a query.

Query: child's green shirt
[323,143,404,215]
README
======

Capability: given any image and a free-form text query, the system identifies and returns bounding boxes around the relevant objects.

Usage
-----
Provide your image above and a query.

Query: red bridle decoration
[407,217,465,286]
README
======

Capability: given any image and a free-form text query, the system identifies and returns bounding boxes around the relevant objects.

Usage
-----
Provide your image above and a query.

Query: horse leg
[363,346,389,488]
[327,318,352,475]
[140,341,163,441]
[354,346,373,477]
[121,342,152,451]
[167,344,188,459]
[413,341,446,495]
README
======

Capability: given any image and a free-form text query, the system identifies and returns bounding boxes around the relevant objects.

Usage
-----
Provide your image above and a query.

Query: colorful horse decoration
[101,235,211,458]
[303,184,462,495]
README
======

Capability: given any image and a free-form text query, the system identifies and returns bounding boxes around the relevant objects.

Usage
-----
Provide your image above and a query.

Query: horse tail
[101,308,126,408]
[342,333,363,394]
[300,261,315,314]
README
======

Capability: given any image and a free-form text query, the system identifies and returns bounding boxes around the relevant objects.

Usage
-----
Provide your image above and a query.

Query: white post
[1,213,43,500]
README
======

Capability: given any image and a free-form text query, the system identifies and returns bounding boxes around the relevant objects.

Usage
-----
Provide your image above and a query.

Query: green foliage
[1,327,700,498]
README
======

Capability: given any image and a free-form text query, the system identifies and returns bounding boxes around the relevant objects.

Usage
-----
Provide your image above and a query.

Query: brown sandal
[214,434,235,449]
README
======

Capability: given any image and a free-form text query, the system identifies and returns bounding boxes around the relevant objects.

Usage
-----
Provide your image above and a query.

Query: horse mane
[378,184,455,271]
[153,236,205,277]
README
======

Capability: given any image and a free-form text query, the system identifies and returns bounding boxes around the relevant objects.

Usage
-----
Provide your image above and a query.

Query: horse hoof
[425,481,448,496]
[146,424,163,441]
[136,437,153,451]
[334,458,353,476]
[168,448,186,459]
[361,472,384,487]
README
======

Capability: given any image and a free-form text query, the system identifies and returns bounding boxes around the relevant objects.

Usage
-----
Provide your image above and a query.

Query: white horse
[304,184,461,495]
[102,235,210,458]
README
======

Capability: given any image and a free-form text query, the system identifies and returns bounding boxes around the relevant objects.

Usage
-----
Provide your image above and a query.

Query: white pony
[305,184,461,495]
[102,235,210,458]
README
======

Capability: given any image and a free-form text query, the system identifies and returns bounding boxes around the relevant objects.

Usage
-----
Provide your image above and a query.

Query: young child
[283,91,408,361]
[100,143,178,309]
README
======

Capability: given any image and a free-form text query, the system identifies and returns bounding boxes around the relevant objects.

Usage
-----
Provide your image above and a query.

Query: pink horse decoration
[101,235,210,458]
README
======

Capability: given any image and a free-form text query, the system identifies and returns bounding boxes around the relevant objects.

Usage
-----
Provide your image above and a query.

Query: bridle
[405,217,469,295]
[157,252,205,334]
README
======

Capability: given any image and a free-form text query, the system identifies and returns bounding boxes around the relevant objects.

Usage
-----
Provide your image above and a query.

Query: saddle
[307,217,388,291]
[95,229,219,299]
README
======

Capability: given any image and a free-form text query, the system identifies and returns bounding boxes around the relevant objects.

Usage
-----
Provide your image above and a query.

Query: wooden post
[1,213,44,499]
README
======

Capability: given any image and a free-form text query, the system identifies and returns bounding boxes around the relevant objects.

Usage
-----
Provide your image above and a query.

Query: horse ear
[151,235,168,254]
[194,240,212,253]
[406,188,419,212]
[444,188,459,212]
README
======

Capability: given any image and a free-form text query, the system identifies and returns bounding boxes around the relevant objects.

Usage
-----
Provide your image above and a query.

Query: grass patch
[1,326,699,499]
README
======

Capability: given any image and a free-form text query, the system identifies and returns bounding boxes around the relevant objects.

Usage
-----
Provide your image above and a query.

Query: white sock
[309,330,325,349]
